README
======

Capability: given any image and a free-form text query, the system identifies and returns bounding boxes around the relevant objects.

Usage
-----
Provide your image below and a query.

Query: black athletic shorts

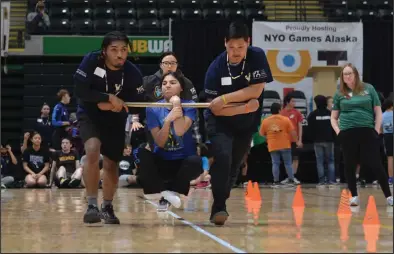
[78,113,126,162]
[384,133,393,157]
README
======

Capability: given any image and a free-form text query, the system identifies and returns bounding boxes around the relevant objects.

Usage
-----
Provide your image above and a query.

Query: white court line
[144,199,247,254]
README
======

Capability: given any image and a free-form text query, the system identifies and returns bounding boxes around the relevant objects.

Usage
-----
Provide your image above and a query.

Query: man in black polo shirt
[204,21,273,226]
[74,31,143,225]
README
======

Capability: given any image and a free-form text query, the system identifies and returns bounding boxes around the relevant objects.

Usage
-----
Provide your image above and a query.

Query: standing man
[74,31,143,225]
[204,21,273,225]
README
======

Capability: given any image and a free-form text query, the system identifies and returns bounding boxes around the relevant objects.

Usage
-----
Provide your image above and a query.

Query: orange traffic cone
[252,182,261,201]
[292,185,305,208]
[245,180,253,200]
[337,189,352,216]
[363,196,380,226]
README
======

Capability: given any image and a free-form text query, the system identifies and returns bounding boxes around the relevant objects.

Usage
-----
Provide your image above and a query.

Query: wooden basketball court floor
[1,185,393,253]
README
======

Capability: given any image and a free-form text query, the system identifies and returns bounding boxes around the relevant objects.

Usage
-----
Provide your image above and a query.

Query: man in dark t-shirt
[204,21,273,226]
[74,31,143,224]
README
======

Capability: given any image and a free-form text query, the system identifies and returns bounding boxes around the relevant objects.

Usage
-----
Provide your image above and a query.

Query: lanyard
[226,54,246,80]
[104,65,124,96]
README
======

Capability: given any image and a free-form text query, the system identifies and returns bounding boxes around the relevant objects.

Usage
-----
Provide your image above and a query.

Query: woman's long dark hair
[161,70,186,91]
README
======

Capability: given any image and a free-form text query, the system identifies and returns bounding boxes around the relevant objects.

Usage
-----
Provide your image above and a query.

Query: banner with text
[252,22,363,115]
[43,36,172,56]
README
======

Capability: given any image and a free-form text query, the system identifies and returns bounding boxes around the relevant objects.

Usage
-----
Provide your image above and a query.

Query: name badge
[221,77,232,86]
[94,67,106,78]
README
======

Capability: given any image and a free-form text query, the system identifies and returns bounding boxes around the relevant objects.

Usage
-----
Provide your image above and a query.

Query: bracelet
[221,95,227,104]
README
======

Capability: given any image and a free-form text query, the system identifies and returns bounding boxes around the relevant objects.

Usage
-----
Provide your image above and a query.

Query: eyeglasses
[161,61,178,67]
[343,72,354,76]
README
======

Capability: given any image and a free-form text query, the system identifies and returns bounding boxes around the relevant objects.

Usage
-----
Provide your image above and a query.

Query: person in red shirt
[280,93,303,184]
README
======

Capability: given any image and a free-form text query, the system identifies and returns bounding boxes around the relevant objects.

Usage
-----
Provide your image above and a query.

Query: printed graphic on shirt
[163,125,184,152]
[30,155,44,169]
[154,86,162,99]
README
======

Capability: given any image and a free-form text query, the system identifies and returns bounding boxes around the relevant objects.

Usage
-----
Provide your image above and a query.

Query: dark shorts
[384,133,393,156]
[291,142,299,159]
[78,113,126,162]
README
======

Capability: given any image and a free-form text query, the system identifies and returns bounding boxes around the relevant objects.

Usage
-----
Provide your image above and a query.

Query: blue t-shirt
[202,156,209,171]
[74,50,143,125]
[204,46,273,133]
[146,99,197,160]
[382,110,393,134]
[51,103,69,128]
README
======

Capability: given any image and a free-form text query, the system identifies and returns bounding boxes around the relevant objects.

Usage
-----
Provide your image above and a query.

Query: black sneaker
[68,179,81,188]
[210,210,229,226]
[101,204,120,224]
[59,178,71,188]
[360,179,366,188]
[83,205,101,224]
[157,197,170,212]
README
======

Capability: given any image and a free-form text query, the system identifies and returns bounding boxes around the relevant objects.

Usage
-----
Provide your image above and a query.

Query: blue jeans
[314,142,335,183]
[270,149,294,182]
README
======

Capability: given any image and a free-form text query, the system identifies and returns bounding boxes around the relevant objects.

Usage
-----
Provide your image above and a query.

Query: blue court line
[142,198,247,253]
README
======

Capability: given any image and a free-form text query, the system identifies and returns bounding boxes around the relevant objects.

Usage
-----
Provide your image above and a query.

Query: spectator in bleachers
[26,1,50,34]
[260,103,297,187]
[36,103,53,148]
[1,145,18,188]
[331,63,392,206]
[138,71,201,212]
[49,138,82,188]
[118,144,138,188]
[52,89,71,150]
[382,98,393,185]
[22,132,50,188]
[307,95,336,186]
[280,93,303,184]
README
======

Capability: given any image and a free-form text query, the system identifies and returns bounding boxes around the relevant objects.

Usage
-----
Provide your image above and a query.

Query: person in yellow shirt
[260,103,298,187]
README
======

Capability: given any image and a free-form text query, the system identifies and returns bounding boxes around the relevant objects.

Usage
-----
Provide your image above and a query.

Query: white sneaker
[281,178,289,184]
[350,196,360,206]
[293,177,300,185]
[161,191,181,208]
[387,196,393,206]
[372,180,379,185]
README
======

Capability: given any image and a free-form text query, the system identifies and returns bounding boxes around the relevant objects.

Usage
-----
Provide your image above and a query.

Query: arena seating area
[26,0,393,35]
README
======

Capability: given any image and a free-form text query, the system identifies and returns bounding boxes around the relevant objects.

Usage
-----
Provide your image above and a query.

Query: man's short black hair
[270,102,281,114]
[283,92,295,107]
[383,98,393,110]
[225,21,249,42]
[101,31,130,51]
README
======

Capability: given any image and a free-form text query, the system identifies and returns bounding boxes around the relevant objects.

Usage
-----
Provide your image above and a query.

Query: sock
[356,174,359,179]
[87,196,98,207]
[102,199,112,207]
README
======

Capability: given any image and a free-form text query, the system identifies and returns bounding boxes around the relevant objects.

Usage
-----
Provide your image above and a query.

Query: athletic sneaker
[293,177,300,185]
[59,178,71,188]
[210,210,229,226]
[316,182,325,188]
[350,196,360,206]
[161,190,181,208]
[1,183,6,189]
[100,204,120,224]
[195,181,211,189]
[281,178,289,184]
[157,197,170,212]
[372,180,379,185]
[387,196,393,206]
[83,205,101,224]
[68,179,81,188]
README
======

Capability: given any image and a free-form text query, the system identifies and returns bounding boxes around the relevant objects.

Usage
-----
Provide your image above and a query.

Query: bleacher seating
[26,0,268,35]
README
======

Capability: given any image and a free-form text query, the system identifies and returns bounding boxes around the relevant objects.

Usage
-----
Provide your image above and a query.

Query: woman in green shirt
[331,63,392,207]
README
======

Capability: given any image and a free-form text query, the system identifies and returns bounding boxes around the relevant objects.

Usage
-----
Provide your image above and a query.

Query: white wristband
[131,114,139,123]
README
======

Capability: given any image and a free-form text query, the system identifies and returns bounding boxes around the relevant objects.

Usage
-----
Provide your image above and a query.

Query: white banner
[252,21,363,116]
[1,1,11,57]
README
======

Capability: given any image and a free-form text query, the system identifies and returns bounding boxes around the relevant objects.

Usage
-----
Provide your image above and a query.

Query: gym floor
[1,186,393,253]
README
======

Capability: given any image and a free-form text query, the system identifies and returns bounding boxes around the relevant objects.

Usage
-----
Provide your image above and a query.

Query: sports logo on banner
[252,22,363,118]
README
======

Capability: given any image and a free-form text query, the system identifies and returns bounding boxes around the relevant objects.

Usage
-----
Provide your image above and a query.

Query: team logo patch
[154,86,162,98]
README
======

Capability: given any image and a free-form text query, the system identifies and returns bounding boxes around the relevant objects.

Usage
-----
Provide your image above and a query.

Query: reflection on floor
[1,185,393,253]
